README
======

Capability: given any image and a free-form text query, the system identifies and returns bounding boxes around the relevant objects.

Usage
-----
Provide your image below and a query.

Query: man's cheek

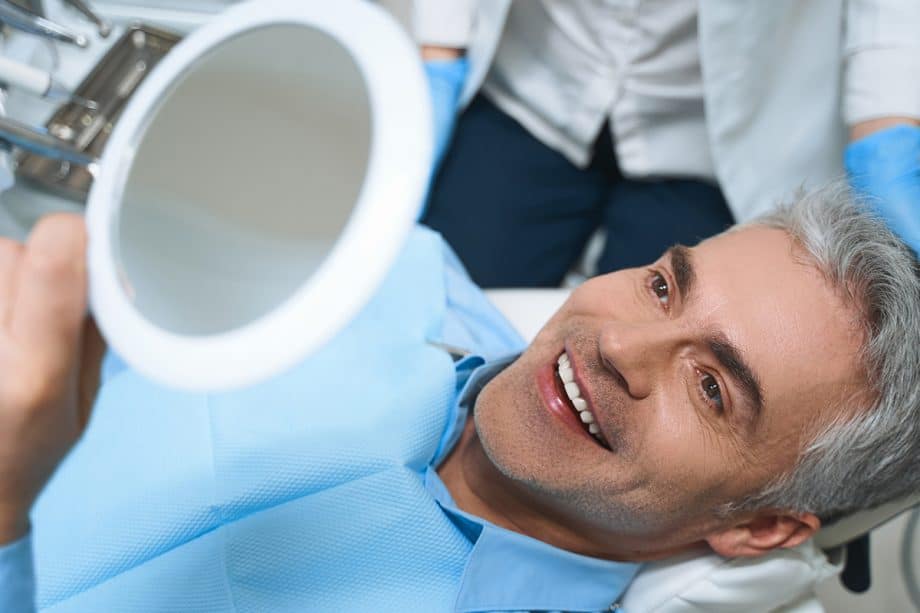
[618,411,704,485]
[640,439,736,515]
[472,378,515,439]
[472,388,534,478]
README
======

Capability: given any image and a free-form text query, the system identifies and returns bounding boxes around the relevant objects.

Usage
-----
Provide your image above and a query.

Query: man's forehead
[694,226,796,266]
[690,226,823,294]
[691,226,853,340]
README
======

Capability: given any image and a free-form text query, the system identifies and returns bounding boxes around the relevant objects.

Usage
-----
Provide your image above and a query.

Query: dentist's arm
[846,119,920,254]
[0,214,105,612]
[422,51,469,167]
[843,0,920,253]
[413,1,473,166]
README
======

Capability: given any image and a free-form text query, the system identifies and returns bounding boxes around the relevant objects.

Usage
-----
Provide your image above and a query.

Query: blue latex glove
[423,57,469,166]
[845,124,920,255]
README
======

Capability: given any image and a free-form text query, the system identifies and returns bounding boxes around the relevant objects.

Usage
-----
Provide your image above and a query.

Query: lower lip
[536,361,599,445]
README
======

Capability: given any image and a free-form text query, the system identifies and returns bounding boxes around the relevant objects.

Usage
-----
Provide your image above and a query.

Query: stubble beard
[472,369,643,535]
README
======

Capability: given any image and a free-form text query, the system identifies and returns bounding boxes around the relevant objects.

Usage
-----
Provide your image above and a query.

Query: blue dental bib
[30,227,520,612]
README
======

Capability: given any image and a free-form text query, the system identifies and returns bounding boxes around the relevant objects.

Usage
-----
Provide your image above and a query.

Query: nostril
[601,354,630,393]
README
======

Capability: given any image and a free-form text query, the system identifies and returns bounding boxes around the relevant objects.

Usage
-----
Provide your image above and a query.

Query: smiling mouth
[555,353,611,450]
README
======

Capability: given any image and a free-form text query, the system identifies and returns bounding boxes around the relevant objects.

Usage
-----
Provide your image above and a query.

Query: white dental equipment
[0,54,96,106]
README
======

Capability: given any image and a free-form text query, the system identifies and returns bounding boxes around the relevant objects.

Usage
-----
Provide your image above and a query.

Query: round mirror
[87,0,431,390]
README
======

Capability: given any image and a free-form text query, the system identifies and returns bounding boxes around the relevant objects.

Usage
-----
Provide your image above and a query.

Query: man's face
[472,227,865,556]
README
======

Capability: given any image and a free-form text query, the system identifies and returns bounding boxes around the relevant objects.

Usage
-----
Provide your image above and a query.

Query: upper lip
[563,343,613,449]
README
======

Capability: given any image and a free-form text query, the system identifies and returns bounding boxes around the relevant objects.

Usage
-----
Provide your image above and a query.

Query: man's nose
[598,321,679,399]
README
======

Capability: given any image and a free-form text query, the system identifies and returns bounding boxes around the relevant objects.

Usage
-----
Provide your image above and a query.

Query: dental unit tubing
[0,54,81,102]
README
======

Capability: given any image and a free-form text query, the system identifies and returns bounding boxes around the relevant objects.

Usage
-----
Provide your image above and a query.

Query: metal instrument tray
[15,24,181,202]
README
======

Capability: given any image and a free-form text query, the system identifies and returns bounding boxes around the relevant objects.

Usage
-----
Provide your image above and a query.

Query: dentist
[418,1,920,285]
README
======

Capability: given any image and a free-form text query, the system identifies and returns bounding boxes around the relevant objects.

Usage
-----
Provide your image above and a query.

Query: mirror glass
[117,24,371,336]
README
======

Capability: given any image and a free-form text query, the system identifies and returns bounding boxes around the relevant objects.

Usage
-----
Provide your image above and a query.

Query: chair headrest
[815,492,920,549]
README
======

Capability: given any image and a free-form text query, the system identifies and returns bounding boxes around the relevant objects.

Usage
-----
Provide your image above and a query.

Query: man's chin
[473,406,602,511]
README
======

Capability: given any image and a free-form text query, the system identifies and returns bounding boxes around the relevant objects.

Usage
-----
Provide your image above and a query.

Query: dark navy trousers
[422,94,735,288]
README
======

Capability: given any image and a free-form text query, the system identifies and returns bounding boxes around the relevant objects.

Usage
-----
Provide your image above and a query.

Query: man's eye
[700,372,724,411]
[650,272,670,307]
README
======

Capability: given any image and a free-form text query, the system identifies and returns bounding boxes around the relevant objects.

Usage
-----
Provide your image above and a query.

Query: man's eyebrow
[707,333,764,425]
[667,245,695,302]
[665,245,763,423]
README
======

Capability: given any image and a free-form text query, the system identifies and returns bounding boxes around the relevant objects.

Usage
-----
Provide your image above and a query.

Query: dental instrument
[0,55,96,107]
[0,0,88,47]
[14,24,180,202]
[0,115,96,165]
[62,0,110,38]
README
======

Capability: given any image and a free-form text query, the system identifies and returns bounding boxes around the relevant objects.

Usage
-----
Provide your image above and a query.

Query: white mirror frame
[86,0,432,391]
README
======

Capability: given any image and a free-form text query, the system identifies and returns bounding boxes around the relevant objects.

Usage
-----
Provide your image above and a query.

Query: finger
[77,317,106,429]
[11,214,88,374]
[0,239,23,325]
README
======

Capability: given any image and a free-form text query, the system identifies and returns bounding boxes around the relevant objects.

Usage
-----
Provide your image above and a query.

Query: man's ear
[705,512,821,558]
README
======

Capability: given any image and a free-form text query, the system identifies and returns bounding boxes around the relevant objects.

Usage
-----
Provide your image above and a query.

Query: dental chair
[485,288,920,612]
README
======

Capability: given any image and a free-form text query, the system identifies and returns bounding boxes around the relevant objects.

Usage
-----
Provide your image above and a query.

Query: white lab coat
[414,0,920,221]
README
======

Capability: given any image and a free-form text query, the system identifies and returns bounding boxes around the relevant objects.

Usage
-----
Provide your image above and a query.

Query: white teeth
[556,353,607,447]
[564,381,581,399]
[559,365,574,383]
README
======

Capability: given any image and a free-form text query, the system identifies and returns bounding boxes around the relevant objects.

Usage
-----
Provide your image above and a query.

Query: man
[1,184,918,611]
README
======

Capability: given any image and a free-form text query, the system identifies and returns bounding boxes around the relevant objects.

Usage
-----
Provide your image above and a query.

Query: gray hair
[728,181,920,523]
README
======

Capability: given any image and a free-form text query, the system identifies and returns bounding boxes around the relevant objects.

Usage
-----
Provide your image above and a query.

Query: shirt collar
[431,353,518,467]
[426,357,640,612]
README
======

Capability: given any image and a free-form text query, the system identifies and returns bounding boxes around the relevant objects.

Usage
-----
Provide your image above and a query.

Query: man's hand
[0,214,104,544]
[845,119,920,255]
[421,45,468,168]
